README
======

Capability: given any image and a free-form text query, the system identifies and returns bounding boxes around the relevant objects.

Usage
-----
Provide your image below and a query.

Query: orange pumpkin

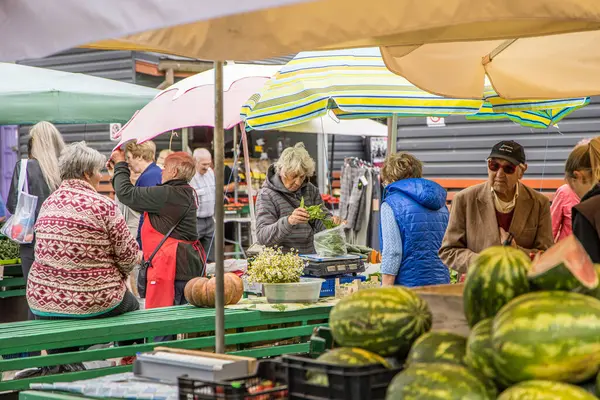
[184,277,202,305]
[190,277,210,307]
[186,273,244,308]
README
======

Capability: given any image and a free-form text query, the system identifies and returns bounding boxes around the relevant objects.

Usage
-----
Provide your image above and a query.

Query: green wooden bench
[0,264,25,299]
[0,305,330,392]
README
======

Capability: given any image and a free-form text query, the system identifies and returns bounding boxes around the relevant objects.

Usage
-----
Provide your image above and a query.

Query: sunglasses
[488,159,517,175]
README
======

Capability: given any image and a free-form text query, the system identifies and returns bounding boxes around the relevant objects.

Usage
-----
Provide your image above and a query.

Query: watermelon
[386,362,496,400]
[597,370,600,397]
[406,331,466,366]
[528,235,598,292]
[498,380,597,400]
[463,246,531,327]
[307,347,391,386]
[464,319,506,386]
[329,287,432,358]
[492,291,600,384]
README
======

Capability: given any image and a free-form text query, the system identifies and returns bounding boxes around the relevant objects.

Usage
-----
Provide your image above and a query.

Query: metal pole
[182,127,189,153]
[214,61,225,354]
[387,114,399,154]
[241,124,258,244]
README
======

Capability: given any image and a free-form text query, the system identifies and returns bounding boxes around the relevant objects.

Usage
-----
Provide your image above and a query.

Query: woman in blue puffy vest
[380,152,450,287]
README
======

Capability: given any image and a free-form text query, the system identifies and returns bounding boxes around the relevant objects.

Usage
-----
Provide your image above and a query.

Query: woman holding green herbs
[255,143,340,254]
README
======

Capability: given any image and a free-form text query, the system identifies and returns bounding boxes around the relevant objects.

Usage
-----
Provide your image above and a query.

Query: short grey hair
[59,141,106,181]
[275,142,315,177]
[193,148,212,161]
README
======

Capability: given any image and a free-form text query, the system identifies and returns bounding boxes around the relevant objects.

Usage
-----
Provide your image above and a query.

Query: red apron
[141,212,205,309]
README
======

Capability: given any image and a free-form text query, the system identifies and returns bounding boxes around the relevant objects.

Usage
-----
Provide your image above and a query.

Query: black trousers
[35,290,140,354]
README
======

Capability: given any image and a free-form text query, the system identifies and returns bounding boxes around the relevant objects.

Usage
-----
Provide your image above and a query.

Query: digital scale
[301,254,365,277]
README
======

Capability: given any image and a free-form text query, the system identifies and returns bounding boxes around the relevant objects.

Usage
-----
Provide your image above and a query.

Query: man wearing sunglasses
[439,140,553,274]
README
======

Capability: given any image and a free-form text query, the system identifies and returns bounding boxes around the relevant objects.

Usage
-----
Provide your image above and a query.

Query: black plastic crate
[281,355,400,400]
[178,360,288,399]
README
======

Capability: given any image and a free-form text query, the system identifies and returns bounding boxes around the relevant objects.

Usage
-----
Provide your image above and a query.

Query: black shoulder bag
[137,204,192,298]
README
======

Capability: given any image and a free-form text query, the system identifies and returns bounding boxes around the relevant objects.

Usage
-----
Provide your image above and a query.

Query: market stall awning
[0,63,159,125]
[241,48,589,131]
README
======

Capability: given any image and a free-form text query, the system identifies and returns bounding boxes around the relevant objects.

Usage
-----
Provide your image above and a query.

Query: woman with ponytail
[7,121,65,320]
[565,137,600,262]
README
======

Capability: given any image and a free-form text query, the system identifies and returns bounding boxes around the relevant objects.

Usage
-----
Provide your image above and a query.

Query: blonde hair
[275,143,315,178]
[59,142,106,181]
[381,152,423,185]
[28,121,65,191]
[165,152,196,182]
[126,141,156,162]
[565,137,600,185]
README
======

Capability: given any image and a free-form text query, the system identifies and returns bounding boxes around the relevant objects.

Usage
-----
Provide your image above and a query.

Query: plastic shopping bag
[1,160,38,244]
[314,225,347,257]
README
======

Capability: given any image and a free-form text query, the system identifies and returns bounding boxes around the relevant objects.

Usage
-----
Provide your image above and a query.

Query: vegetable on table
[0,238,20,261]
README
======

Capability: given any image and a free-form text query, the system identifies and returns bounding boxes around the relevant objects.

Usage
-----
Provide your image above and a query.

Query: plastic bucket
[262,277,325,303]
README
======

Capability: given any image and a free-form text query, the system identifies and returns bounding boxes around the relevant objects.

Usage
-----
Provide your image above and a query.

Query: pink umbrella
[114,63,281,147]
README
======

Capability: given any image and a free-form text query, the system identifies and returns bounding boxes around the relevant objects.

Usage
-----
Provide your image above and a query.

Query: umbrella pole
[214,61,225,354]
[387,114,399,154]
[241,123,257,243]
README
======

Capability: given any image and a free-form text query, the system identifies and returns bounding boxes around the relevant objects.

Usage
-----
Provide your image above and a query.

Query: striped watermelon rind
[386,362,496,400]
[492,291,600,384]
[498,380,598,400]
[329,287,432,358]
[464,318,511,389]
[307,347,391,386]
[597,370,600,397]
[464,246,531,327]
[406,331,467,367]
[528,235,598,292]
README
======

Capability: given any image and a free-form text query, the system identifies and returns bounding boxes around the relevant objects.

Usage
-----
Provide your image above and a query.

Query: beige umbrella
[380,31,600,100]
[81,0,600,63]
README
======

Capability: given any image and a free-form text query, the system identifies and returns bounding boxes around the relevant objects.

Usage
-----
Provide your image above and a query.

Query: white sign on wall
[426,116,446,127]
[109,123,122,141]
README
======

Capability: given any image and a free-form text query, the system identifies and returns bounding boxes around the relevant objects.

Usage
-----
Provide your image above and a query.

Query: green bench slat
[21,391,95,400]
[0,277,26,287]
[0,305,331,392]
[3,265,23,276]
[0,323,327,371]
[0,289,25,298]
[0,306,330,353]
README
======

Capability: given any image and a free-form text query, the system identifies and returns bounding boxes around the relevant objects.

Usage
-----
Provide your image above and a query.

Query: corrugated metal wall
[327,135,368,171]
[394,98,599,181]
[18,48,136,83]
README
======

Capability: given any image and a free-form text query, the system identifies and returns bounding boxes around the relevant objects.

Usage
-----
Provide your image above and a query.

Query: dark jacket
[573,184,600,263]
[112,161,203,280]
[255,165,329,254]
[135,162,163,247]
[382,178,450,287]
[7,159,51,223]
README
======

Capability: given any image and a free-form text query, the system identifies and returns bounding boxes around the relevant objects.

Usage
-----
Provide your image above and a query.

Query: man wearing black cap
[439,140,553,274]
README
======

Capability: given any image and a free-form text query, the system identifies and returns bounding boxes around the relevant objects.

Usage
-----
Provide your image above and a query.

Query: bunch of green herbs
[246,247,305,284]
[300,197,338,229]
[0,238,20,261]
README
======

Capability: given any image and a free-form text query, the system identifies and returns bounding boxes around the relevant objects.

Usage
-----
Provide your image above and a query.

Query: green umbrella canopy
[0,62,159,124]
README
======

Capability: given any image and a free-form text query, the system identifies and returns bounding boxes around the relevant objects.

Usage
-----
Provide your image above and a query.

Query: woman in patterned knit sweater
[27,141,142,319]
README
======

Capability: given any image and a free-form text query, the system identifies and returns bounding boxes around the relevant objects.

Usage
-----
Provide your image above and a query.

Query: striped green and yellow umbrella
[241,48,589,131]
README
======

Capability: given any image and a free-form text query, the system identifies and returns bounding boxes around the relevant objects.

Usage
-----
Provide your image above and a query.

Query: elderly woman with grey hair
[27,142,141,320]
[18,142,142,378]
[256,142,338,254]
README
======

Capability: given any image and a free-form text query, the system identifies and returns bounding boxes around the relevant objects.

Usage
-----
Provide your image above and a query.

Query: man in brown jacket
[439,141,553,273]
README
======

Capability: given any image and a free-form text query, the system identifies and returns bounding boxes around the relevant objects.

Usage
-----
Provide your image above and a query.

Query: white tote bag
[1,160,38,244]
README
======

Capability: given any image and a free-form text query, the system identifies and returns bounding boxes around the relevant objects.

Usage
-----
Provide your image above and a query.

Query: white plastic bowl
[262,277,325,304]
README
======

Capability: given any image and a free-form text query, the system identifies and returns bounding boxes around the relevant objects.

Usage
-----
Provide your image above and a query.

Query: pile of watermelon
[318,234,600,399]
